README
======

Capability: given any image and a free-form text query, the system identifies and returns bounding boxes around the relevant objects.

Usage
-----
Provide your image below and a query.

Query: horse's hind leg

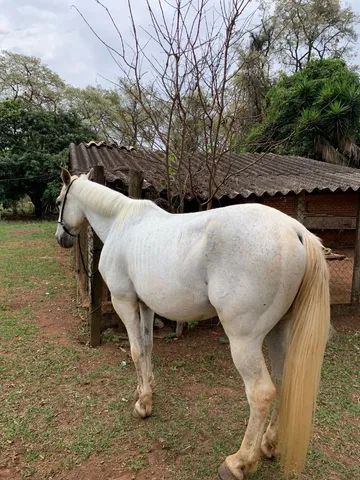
[218,333,276,480]
[261,315,289,459]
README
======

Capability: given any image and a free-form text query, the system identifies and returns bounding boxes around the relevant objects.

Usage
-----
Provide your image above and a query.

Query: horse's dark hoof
[218,462,241,480]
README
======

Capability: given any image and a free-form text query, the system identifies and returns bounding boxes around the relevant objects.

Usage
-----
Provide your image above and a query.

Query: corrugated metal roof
[69,142,360,199]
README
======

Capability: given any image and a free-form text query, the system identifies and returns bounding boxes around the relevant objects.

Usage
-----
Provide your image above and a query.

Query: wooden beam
[128,169,144,198]
[297,192,306,223]
[351,192,360,304]
[75,223,90,308]
[89,165,105,346]
[304,216,357,230]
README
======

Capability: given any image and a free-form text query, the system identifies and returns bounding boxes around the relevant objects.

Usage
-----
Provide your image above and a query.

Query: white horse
[55,168,330,479]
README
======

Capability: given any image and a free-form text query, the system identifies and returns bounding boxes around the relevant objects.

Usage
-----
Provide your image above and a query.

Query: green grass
[0,221,359,480]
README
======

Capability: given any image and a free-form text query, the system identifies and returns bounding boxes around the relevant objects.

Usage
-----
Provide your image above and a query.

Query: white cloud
[0,0,123,87]
[0,0,358,89]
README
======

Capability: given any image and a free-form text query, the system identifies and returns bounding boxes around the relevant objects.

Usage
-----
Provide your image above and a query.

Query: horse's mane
[76,177,160,221]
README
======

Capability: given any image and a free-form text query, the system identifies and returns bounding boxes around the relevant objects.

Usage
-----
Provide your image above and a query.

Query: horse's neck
[74,181,132,242]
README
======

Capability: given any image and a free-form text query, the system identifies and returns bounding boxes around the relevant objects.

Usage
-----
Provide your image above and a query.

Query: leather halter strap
[57,178,78,237]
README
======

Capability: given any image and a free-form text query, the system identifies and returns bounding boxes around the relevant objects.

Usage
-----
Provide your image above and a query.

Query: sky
[0,0,359,90]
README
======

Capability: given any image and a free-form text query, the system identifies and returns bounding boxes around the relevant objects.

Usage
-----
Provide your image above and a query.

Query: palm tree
[247,59,360,167]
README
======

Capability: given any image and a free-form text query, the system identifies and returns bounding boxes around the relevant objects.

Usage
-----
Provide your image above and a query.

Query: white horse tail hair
[278,231,330,476]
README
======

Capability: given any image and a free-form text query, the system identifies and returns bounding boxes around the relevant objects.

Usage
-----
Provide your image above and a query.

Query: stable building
[69,141,360,344]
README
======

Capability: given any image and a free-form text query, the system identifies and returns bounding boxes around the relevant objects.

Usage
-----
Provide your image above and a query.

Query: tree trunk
[29,193,43,218]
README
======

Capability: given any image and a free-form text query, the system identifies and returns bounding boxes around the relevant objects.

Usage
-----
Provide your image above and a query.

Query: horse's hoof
[133,406,147,419]
[218,462,243,480]
[261,443,277,460]
[133,396,153,418]
[261,437,278,460]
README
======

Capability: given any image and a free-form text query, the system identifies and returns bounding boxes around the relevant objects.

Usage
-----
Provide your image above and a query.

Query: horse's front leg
[111,296,154,418]
[134,302,155,399]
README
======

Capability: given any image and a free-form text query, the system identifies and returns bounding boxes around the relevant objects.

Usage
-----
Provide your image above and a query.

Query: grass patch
[0,221,358,480]
[0,309,37,340]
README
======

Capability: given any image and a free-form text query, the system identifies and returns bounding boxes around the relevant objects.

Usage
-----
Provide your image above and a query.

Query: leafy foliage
[246,59,360,166]
[0,100,94,216]
[65,86,124,143]
[65,82,161,148]
[0,51,66,111]
[233,0,358,149]
[272,0,358,72]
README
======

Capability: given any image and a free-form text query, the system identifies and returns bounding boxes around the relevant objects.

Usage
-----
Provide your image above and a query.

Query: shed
[69,142,360,344]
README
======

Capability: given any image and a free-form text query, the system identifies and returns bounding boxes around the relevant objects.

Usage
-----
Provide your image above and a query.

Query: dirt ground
[6,280,239,479]
[0,223,359,480]
[0,290,240,480]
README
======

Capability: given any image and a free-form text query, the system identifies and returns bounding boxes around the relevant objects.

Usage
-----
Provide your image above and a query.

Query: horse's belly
[154,301,216,322]
[136,283,216,322]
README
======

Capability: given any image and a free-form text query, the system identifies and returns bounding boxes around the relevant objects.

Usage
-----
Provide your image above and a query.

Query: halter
[57,178,78,238]
[57,177,95,279]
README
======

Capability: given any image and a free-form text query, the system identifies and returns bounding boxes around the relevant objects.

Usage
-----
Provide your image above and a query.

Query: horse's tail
[278,231,330,475]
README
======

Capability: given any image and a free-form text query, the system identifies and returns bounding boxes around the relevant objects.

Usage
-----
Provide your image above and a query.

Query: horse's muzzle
[56,232,75,249]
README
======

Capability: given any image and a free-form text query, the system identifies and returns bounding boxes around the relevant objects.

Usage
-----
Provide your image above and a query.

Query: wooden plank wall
[263,191,358,247]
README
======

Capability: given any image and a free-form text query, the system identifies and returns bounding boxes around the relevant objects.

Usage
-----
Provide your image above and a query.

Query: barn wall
[315,230,356,249]
[261,191,357,248]
[304,191,357,248]
[262,191,357,217]
[305,191,358,217]
[262,194,298,217]
[262,191,358,305]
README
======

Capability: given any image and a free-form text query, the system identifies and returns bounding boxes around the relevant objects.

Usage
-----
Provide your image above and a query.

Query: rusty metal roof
[69,142,360,199]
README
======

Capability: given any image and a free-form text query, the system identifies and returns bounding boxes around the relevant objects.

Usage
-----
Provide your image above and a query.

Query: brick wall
[262,191,358,218]
[261,191,358,249]
[305,192,358,217]
[262,194,298,217]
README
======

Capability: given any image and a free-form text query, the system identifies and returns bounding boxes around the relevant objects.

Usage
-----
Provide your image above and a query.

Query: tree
[76,0,253,210]
[65,85,125,143]
[233,11,275,144]
[246,59,360,166]
[0,100,94,217]
[270,0,358,72]
[0,51,66,111]
[232,0,358,147]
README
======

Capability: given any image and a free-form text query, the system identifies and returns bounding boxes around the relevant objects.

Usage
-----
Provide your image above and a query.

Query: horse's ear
[61,168,71,186]
[86,168,94,180]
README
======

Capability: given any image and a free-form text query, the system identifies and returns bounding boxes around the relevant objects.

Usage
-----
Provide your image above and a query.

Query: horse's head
[55,168,93,248]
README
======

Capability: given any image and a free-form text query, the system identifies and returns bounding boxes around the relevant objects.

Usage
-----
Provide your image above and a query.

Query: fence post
[90,165,105,346]
[128,168,143,198]
[351,191,360,304]
[75,223,90,308]
[297,191,306,223]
